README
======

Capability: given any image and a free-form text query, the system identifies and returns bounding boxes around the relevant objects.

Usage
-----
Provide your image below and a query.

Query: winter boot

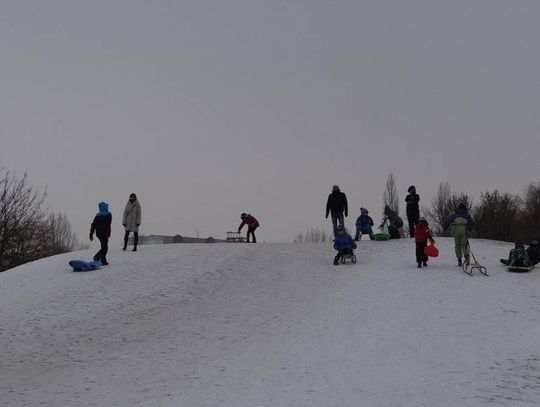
[132,232,138,251]
[465,255,470,265]
[334,255,340,265]
[417,262,422,268]
[423,261,428,267]
[457,258,462,267]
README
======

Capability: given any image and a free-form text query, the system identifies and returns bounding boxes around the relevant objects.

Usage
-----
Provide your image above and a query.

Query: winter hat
[361,207,368,214]
[458,202,467,211]
[336,224,345,233]
[408,185,416,193]
[98,202,109,213]
[417,217,427,224]
[515,241,525,249]
[332,185,340,192]
[129,193,137,200]
[241,213,247,219]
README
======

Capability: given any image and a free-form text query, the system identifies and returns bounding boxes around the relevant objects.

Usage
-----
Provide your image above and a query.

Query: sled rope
[462,239,489,276]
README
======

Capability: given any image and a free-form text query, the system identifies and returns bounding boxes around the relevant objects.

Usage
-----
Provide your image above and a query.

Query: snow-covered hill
[1,238,539,407]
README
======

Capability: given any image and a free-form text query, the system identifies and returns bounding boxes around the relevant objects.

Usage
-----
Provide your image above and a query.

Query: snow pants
[416,241,428,264]
[354,225,374,240]
[453,229,470,261]
[246,226,258,243]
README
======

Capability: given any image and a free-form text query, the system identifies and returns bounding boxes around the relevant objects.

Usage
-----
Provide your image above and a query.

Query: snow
[1,238,539,407]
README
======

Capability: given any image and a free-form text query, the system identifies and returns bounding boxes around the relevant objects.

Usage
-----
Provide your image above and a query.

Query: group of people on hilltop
[86,185,538,270]
[326,184,539,269]
[88,193,142,266]
[325,184,411,240]
[87,191,261,266]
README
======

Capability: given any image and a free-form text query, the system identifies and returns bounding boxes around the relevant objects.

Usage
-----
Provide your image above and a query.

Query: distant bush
[294,228,330,243]
[473,191,521,242]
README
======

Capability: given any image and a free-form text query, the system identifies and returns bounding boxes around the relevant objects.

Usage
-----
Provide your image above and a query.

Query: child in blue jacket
[354,207,375,241]
[333,225,357,265]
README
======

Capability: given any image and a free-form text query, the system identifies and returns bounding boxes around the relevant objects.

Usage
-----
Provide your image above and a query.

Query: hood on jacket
[98,202,109,214]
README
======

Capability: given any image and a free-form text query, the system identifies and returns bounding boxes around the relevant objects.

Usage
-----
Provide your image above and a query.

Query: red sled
[424,243,439,258]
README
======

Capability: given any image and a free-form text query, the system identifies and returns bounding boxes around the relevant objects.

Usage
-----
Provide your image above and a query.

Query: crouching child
[414,217,435,268]
[333,225,357,265]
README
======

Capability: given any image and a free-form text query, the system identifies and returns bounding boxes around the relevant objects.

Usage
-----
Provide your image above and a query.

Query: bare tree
[0,170,47,271]
[383,173,399,215]
[0,169,79,271]
[39,212,79,256]
[424,181,472,236]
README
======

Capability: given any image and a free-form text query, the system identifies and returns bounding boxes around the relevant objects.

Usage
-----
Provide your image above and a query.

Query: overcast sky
[1,0,539,243]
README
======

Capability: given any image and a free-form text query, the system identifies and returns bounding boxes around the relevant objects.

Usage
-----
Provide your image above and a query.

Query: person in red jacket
[414,217,435,268]
[238,213,260,243]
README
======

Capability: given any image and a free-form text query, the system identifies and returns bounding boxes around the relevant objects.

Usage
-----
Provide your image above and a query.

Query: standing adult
[405,185,420,238]
[326,185,348,236]
[446,202,474,266]
[122,193,142,251]
[238,213,260,243]
[90,201,112,265]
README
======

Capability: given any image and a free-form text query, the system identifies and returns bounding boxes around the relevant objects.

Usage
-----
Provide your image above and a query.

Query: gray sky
[2,0,539,243]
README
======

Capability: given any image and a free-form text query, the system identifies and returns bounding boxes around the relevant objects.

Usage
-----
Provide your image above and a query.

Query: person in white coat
[122,193,142,251]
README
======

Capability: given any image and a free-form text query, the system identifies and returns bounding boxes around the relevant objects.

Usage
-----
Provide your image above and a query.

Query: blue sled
[69,260,102,272]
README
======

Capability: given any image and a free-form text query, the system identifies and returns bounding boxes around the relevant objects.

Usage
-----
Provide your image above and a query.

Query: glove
[325,215,328,219]
[89,234,93,242]
[345,212,348,217]
[123,224,126,227]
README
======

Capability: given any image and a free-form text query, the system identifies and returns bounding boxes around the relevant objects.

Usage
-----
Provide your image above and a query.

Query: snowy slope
[1,238,539,407]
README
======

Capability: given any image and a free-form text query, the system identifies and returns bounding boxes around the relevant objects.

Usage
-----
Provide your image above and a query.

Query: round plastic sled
[373,233,390,241]
[424,243,439,258]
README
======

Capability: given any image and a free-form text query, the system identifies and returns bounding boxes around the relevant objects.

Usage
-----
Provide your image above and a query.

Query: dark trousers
[94,236,109,263]
[408,218,417,238]
[246,226,257,243]
[416,241,427,264]
[124,231,138,249]
[330,212,345,236]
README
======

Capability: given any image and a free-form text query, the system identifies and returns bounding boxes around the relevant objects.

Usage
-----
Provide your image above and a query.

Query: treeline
[424,181,540,242]
[0,168,80,272]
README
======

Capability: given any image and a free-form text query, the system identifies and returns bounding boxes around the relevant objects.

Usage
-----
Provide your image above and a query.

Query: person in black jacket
[405,185,420,238]
[526,238,540,265]
[90,201,112,265]
[326,185,348,236]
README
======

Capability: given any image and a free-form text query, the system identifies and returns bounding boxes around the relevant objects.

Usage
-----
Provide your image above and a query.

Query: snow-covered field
[1,238,539,407]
